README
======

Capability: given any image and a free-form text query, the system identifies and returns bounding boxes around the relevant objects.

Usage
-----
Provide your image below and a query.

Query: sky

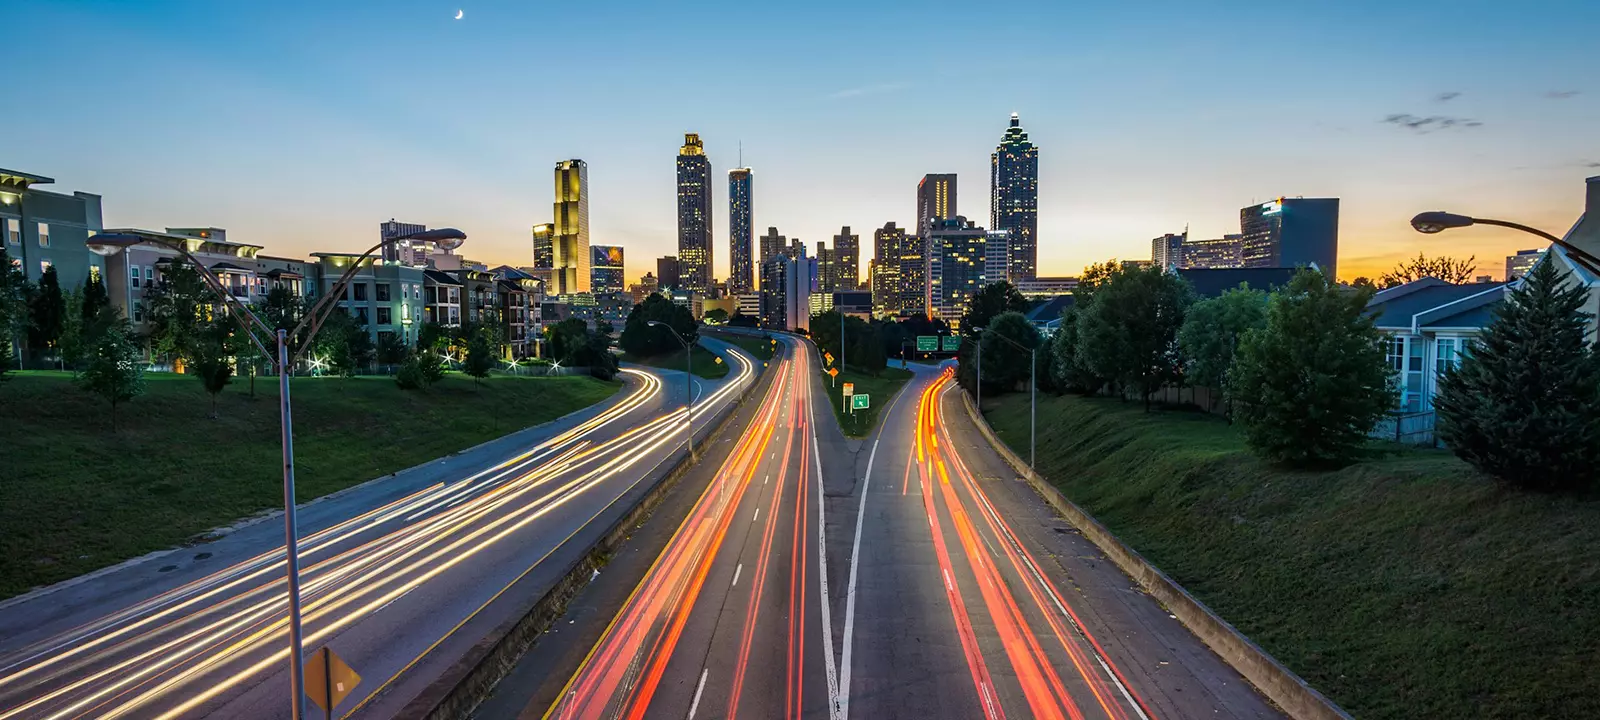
[9,0,1599,283]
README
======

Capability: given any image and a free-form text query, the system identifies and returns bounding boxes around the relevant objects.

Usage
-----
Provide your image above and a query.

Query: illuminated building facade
[590,244,625,294]
[728,168,754,296]
[552,160,590,294]
[872,222,906,316]
[832,226,860,291]
[990,113,1038,281]
[676,133,713,295]
[924,216,990,327]
[1240,197,1340,278]
[530,222,555,286]
[380,219,427,265]
[1181,234,1243,269]
[916,173,957,238]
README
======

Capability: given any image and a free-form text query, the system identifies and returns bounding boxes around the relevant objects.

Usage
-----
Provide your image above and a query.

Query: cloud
[1545,90,1580,99]
[830,82,910,99]
[1434,91,1461,103]
[1381,113,1484,133]
[1586,161,1600,169]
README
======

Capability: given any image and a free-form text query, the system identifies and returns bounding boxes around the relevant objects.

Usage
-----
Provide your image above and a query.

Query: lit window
[37,223,50,248]
[377,307,392,325]
[4,218,18,244]
[40,260,53,274]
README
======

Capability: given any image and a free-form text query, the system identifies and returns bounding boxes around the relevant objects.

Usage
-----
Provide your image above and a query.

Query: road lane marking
[732,563,743,588]
[753,508,760,524]
[811,372,840,720]
[837,430,881,720]
[687,667,708,719]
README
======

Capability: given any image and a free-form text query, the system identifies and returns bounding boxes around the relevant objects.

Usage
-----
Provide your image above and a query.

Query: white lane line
[752,508,760,524]
[812,376,840,720]
[837,433,882,720]
[732,563,743,589]
[687,667,708,719]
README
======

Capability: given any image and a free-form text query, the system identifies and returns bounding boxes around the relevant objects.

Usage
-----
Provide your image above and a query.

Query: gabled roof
[423,269,463,286]
[209,261,249,273]
[1367,279,1505,332]
[1176,267,1298,298]
[1025,295,1074,324]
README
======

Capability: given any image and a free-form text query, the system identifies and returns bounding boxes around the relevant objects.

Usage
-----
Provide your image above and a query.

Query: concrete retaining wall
[958,390,1352,720]
[389,358,775,720]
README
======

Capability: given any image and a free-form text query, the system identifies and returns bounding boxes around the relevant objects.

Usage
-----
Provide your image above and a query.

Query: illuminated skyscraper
[552,159,590,294]
[530,222,555,286]
[728,168,754,296]
[381,219,427,265]
[832,226,860,291]
[991,113,1038,281]
[657,256,680,291]
[815,241,837,292]
[925,216,991,327]
[917,174,957,238]
[1239,197,1340,278]
[591,245,625,293]
[676,133,713,295]
[759,226,786,269]
[872,221,907,316]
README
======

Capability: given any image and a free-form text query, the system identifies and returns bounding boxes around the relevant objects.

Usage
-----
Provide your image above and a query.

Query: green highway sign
[916,335,938,352]
[942,335,961,352]
[851,394,870,410]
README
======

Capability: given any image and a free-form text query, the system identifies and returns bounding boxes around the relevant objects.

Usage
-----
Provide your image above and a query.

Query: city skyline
[9,1,1598,284]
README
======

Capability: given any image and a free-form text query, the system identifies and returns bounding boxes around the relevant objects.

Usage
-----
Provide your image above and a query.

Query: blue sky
[10,0,1599,280]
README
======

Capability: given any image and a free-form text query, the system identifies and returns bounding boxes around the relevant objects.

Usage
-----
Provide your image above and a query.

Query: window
[1435,337,1462,376]
[37,223,50,248]
[376,307,392,325]
[5,218,18,244]
[131,266,142,289]
[376,283,391,302]
[355,308,369,324]
[353,283,368,301]
[133,302,144,323]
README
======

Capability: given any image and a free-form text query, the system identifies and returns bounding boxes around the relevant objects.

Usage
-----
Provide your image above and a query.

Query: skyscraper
[991,112,1039,281]
[657,255,680,291]
[917,174,957,238]
[832,226,860,291]
[381,219,427,265]
[872,222,906,316]
[552,159,590,294]
[1181,234,1242,269]
[925,217,990,327]
[591,245,625,293]
[1239,197,1340,278]
[1151,232,1186,271]
[815,240,837,292]
[531,223,555,285]
[728,167,754,296]
[676,133,713,295]
[900,233,927,317]
[759,227,786,268]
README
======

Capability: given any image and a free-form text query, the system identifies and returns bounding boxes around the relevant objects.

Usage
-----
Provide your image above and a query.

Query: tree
[960,281,1028,341]
[0,251,27,380]
[1349,276,1378,293]
[83,270,110,321]
[1232,269,1396,464]
[77,318,145,431]
[571,322,620,380]
[1380,253,1477,288]
[58,288,86,370]
[314,310,374,378]
[143,262,213,364]
[463,329,495,384]
[1177,285,1269,415]
[377,332,410,366]
[1075,266,1192,409]
[703,307,729,324]
[976,311,1041,393]
[1434,260,1600,492]
[189,320,236,418]
[548,318,592,364]
[1050,305,1104,394]
[415,321,450,353]
[28,265,65,351]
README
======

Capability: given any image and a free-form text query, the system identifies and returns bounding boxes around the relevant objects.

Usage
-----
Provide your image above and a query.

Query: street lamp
[87,226,466,720]
[1410,211,1600,270]
[647,320,695,459]
[969,326,1038,470]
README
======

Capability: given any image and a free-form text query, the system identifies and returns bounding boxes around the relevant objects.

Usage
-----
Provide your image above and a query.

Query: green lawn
[0,370,620,599]
[623,342,729,380]
[821,366,913,438]
[983,392,1600,719]
[717,333,778,363]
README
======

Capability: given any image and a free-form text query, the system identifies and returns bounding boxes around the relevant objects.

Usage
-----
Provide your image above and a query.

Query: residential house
[1367,278,1506,414]
[311,253,426,348]
[423,269,463,327]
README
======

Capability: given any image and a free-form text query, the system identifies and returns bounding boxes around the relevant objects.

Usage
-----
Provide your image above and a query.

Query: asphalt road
[502,351,1287,720]
[0,338,757,720]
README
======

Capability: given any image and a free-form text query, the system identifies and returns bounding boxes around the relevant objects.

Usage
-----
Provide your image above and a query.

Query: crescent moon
[454,9,464,19]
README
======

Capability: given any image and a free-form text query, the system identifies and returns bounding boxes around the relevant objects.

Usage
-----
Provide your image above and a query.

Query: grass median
[717,333,778,364]
[0,370,620,599]
[983,392,1600,719]
[623,343,729,380]
[821,365,912,438]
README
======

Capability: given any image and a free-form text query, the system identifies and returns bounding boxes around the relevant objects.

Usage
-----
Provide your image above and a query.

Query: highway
[0,339,757,720]
[517,349,1285,720]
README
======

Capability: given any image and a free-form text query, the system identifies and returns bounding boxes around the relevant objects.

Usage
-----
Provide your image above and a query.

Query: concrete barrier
[958,391,1353,720]
[384,351,775,720]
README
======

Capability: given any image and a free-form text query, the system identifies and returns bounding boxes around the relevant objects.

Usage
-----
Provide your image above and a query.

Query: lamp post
[1410,211,1600,271]
[87,227,466,720]
[647,320,695,459]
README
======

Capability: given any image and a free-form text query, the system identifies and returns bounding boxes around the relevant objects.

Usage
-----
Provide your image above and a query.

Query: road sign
[827,367,838,378]
[941,335,961,352]
[916,335,938,352]
[842,382,854,397]
[714,356,723,364]
[851,394,870,410]
[305,646,361,716]
[824,352,834,365]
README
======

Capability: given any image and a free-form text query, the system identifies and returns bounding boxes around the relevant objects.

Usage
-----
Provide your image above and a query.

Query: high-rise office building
[832,226,860,291]
[1505,249,1543,280]
[552,159,590,294]
[657,255,680,290]
[815,240,837,292]
[631,272,660,303]
[901,233,927,317]
[985,230,1011,283]
[1151,232,1186,271]
[759,226,786,268]
[531,223,555,285]
[591,245,625,293]
[991,113,1039,282]
[1239,197,1340,278]
[917,174,957,238]
[1181,234,1243,269]
[728,168,754,296]
[872,222,907,316]
[925,216,992,327]
[676,133,713,295]
[760,253,812,332]
[380,219,428,265]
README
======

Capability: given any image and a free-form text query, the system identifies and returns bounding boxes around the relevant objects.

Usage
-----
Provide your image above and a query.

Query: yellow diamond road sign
[824,352,834,365]
[305,646,361,713]
[827,367,839,378]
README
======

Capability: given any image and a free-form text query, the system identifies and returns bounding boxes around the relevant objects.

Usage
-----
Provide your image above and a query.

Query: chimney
[1588,175,1600,214]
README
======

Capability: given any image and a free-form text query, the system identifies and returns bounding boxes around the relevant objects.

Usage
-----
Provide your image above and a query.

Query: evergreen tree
[82,270,110,320]
[1232,269,1396,464]
[28,265,65,351]
[1177,285,1269,415]
[143,263,213,364]
[59,288,87,369]
[1434,260,1600,492]
[0,251,28,380]
[464,329,495,384]
[77,318,145,431]
[189,320,236,418]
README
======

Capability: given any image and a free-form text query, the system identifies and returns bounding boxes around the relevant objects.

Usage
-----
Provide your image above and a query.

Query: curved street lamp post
[1410,211,1600,271]
[88,227,466,720]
